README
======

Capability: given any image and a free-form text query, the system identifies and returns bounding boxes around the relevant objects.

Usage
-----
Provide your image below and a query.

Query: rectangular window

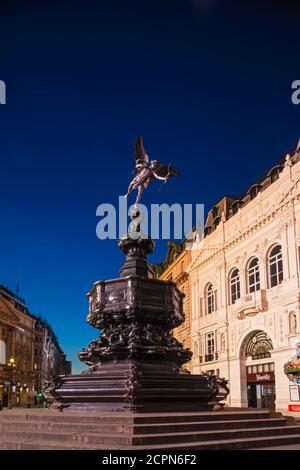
[230,271,241,304]
[269,247,283,288]
[278,260,283,281]
[206,332,215,355]
[270,261,282,287]
[207,293,214,314]
[248,261,260,293]
[249,273,260,292]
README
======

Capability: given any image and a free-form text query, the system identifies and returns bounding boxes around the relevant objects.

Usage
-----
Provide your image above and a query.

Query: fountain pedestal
[50,236,229,412]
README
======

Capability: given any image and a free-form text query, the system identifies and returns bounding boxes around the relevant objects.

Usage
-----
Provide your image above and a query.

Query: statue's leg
[134,186,143,206]
[124,183,133,198]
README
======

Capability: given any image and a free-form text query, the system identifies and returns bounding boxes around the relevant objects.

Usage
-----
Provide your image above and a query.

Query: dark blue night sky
[0,0,299,372]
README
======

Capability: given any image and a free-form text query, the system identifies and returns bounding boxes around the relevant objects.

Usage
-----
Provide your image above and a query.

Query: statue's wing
[153,164,180,181]
[134,136,149,164]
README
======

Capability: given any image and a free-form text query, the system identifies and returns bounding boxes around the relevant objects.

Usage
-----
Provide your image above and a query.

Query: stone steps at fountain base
[0,417,287,434]
[0,409,299,450]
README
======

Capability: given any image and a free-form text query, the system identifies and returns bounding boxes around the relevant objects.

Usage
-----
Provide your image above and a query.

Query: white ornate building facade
[189,139,300,415]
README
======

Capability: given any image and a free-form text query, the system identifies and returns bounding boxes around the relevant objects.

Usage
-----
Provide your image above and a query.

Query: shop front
[0,379,35,407]
[247,362,276,409]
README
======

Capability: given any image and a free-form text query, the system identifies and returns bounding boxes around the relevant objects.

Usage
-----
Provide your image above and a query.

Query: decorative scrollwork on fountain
[78,321,192,367]
[125,363,141,412]
[42,376,70,411]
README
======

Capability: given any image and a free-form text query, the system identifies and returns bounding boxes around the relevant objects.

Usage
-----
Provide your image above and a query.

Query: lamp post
[7,357,16,409]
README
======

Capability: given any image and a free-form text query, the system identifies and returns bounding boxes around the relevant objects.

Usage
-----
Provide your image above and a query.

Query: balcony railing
[199,353,218,363]
[205,352,218,362]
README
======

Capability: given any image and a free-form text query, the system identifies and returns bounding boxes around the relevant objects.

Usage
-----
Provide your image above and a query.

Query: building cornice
[190,174,300,272]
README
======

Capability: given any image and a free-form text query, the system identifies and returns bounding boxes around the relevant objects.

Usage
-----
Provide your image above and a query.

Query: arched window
[206,283,216,314]
[204,226,212,237]
[248,184,261,201]
[193,341,199,356]
[245,331,273,360]
[212,206,218,219]
[268,165,282,184]
[230,200,243,216]
[268,244,283,288]
[230,268,240,304]
[213,216,221,229]
[247,258,260,293]
[0,339,6,364]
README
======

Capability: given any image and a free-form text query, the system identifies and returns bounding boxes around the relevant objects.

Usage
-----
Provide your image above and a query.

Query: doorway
[240,330,275,409]
[247,382,276,409]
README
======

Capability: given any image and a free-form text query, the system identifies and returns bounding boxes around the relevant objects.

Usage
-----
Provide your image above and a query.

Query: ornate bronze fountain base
[49,235,229,412]
[51,360,228,412]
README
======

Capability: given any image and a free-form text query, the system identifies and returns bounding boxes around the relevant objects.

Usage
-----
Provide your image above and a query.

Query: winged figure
[124,137,180,205]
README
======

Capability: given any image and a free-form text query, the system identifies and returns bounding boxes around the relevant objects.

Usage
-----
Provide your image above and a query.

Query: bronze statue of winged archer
[124,137,180,206]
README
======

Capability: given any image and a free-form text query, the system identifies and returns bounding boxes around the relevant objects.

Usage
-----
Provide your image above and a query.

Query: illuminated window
[206,332,215,355]
[268,245,283,288]
[0,340,6,364]
[230,268,240,304]
[247,258,260,293]
[206,283,216,314]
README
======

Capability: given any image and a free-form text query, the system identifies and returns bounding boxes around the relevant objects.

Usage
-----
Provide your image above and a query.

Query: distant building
[0,286,36,406]
[0,286,71,407]
[43,322,71,378]
[32,316,72,386]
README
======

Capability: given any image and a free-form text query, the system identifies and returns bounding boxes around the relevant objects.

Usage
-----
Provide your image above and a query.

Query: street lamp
[7,357,16,409]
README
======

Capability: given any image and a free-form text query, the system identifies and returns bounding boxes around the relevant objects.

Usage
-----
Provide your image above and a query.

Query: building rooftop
[204,139,300,236]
